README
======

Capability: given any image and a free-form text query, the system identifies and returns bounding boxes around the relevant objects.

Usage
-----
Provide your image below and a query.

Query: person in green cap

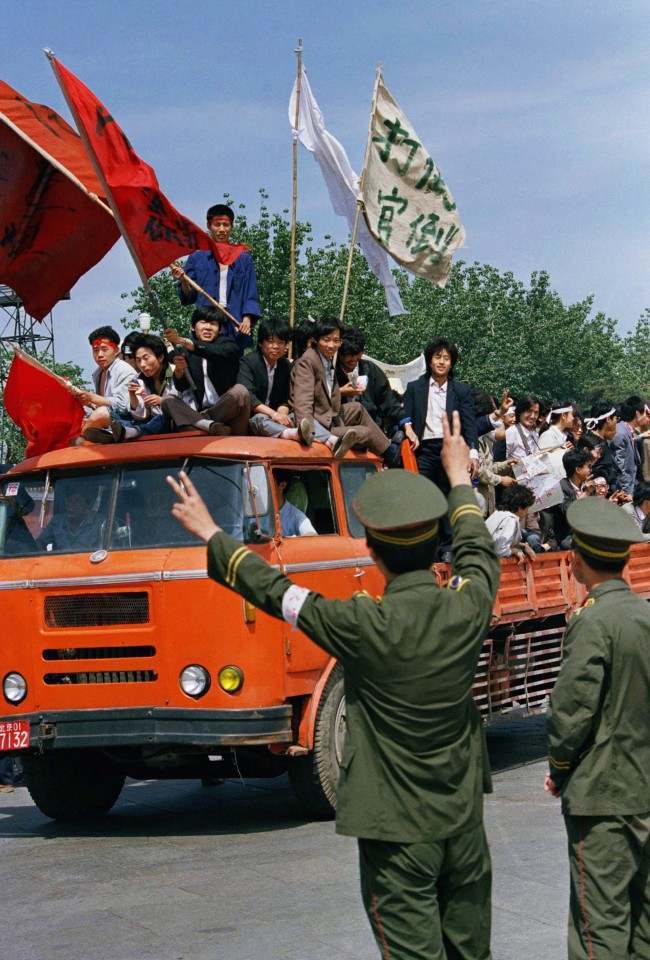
[545,496,650,960]
[166,412,500,960]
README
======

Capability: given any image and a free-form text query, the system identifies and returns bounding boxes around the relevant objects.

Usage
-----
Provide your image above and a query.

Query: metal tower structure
[0,285,56,462]
[0,284,55,368]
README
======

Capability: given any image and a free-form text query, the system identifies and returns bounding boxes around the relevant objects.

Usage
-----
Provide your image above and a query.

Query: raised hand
[441,411,470,487]
[166,471,221,543]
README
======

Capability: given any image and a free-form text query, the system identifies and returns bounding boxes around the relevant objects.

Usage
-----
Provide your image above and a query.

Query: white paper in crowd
[362,73,465,287]
[363,352,426,394]
[289,67,406,317]
[513,455,564,512]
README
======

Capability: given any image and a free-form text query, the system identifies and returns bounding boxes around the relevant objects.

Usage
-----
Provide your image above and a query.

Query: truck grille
[44,670,157,685]
[44,592,149,627]
[43,646,155,661]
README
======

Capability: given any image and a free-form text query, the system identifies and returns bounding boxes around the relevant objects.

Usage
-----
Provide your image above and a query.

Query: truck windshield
[0,459,273,557]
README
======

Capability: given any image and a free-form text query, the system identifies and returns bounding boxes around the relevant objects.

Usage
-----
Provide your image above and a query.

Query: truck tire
[22,750,125,821]
[289,664,346,819]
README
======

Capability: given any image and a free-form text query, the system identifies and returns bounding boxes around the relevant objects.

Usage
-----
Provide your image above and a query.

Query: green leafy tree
[120,191,647,407]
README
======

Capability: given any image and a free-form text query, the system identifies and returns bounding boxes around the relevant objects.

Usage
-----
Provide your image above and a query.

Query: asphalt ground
[0,716,567,960]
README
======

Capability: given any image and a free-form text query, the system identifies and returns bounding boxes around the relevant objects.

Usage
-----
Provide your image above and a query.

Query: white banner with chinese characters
[362,74,465,287]
[289,67,406,316]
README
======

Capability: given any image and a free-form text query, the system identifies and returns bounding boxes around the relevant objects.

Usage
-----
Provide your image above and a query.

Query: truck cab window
[273,469,337,537]
[339,463,379,538]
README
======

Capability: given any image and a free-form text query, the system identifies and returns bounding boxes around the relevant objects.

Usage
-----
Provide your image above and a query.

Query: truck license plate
[0,720,30,751]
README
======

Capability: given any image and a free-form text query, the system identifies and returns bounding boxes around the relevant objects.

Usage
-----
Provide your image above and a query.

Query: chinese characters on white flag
[362,74,465,287]
[289,66,406,316]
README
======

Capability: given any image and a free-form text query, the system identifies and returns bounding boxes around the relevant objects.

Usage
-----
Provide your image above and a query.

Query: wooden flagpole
[171,262,241,330]
[339,64,382,324]
[44,48,161,317]
[0,111,114,217]
[289,38,303,334]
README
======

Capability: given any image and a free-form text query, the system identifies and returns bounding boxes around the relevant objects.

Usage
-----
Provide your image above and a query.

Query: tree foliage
[120,190,649,407]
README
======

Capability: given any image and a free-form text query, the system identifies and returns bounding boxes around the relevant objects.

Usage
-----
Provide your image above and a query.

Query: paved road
[1,717,567,960]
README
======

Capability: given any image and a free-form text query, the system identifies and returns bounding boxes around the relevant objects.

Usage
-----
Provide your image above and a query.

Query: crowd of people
[75,313,650,560]
[71,200,650,558]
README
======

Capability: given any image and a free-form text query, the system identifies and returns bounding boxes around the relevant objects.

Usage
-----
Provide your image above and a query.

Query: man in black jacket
[335,329,418,451]
[238,318,312,445]
[404,338,479,560]
[163,307,250,435]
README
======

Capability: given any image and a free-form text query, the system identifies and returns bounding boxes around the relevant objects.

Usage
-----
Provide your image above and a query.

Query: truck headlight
[3,672,27,705]
[179,665,210,699]
[218,665,244,694]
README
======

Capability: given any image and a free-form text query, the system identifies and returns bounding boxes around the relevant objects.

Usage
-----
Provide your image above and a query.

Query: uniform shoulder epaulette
[353,590,382,603]
[571,597,596,618]
[447,575,470,592]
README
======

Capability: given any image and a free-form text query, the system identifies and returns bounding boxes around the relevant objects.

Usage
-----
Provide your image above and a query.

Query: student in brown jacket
[290,318,398,463]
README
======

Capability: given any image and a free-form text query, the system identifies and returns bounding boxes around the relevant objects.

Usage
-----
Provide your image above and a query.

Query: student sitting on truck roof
[291,318,397,463]
[239,318,313,446]
[77,327,138,443]
[97,334,190,443]
[162,307,250,436]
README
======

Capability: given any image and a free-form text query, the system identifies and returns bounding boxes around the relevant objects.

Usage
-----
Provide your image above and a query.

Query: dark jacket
[335,358,406,430]
[237,350,291,411]
[585,431,618,491]
[175,335,240,409]
[404,374,479,450]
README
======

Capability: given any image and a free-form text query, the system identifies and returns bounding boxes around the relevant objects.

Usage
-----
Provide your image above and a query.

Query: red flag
[3,349,84,457]
[49,55,248,277]
[0,81,120,320]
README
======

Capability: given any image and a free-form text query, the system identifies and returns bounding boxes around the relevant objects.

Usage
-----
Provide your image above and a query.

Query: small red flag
[0,80,120,320]
[49,55,248,277]
[3,349,84,458]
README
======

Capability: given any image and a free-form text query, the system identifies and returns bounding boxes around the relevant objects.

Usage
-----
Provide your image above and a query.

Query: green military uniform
[206,470,500,959]
[547,497,650,960]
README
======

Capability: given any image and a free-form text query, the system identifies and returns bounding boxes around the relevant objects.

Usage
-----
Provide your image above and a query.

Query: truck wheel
[22,750,125,821]
[289,664,346,819]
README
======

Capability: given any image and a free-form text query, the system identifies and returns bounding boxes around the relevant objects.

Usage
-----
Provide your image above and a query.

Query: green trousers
[565,812,650,959]
[358,823,492,960]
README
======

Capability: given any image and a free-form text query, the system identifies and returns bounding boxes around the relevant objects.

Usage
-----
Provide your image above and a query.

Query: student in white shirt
[78,326,137,443]
[486,484,536,562]
[505,394,541,462]
[538,403,575,478]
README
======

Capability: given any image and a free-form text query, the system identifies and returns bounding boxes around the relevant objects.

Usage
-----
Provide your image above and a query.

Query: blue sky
[5,0,649,376]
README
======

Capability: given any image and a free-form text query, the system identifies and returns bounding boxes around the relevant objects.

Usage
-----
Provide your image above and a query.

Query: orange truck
[1,434,649,821]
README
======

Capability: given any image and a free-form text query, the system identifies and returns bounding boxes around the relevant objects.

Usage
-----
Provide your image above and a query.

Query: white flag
[362,73,465,287]
[289,67,406,317]
[363,352,426,394]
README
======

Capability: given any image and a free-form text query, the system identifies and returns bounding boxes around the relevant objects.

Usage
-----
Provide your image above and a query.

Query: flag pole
[43,48,160,315]
[289,38,303,333]
[339,64,382,324]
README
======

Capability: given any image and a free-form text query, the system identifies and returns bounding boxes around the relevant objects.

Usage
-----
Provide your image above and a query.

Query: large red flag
[48,55,248,276]
[0,81,120,320]
[3,349,84,457]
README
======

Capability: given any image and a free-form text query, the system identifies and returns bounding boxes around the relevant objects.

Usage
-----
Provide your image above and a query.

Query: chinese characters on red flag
[49,56,247,275]
[0,81,119,320]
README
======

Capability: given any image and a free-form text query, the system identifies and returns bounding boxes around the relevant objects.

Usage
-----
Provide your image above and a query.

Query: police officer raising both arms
[546,497,650,960]
[167,411,499,960]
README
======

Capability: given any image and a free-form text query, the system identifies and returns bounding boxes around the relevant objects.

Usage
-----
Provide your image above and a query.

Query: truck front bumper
[0,706,293,752]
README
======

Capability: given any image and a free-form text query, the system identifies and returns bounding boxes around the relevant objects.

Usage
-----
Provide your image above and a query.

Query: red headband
[92,337,119,349]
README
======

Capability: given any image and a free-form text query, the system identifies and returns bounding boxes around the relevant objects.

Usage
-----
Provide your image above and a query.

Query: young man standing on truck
[167,412,500,960]
[545,497,650,960]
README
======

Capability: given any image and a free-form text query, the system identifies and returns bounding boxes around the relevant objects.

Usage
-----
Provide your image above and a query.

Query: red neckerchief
[211,240,249,266]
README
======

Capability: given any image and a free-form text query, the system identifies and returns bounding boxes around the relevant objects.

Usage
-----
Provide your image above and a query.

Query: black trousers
[416,439,452,552]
